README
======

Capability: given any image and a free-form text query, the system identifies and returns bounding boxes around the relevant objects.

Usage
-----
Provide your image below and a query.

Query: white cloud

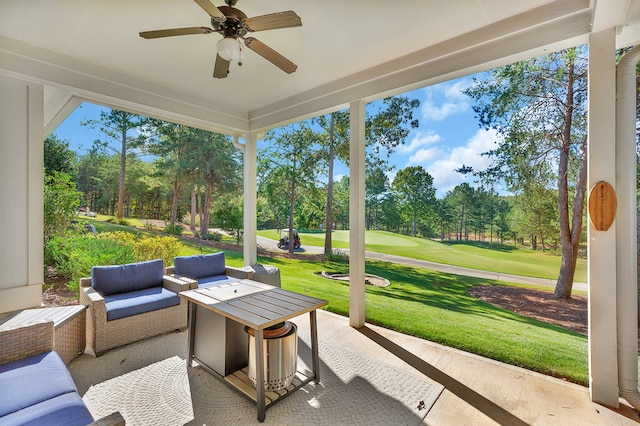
[399,130,441,154]
[404,127,501,196]
[408,147,443,165]
[421,79,471,122]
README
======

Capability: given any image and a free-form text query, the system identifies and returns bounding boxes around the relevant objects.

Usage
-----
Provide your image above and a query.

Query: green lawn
[247,254,587,385]
[258,229,587,282]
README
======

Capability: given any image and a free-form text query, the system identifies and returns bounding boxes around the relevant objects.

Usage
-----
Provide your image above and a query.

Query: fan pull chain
[238,39,243,66]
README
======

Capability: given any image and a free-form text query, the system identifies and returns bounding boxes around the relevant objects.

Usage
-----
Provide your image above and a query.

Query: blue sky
[53,74,500,198]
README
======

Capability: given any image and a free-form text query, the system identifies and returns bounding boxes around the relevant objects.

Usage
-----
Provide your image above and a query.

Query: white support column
[0,75,44,313]
[349,100,366,328]
[587,29,619,407]
[243,132,258,266]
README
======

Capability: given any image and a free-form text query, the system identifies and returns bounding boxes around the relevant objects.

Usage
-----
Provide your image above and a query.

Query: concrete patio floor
[299,310,639,425]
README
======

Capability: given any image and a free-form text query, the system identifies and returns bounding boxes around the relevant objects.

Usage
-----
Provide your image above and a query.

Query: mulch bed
[468,285,588,335]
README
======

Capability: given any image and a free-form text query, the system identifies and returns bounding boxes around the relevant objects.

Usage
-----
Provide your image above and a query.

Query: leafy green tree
[511,184,558,251]
[44,172,81,242]
[366,165,389,230]
[186,129,241,239]
[379,192,403,233]
[45,134,76,176]
[391,166,436,237]
[332,176,350,230]
[465,47,587,298]
[214,196,243,244]
[435,198,456,240]
[314,112,347,254]
[494,198,512,244]
[258,167,291,231]
[144,120,195,225]
[314,96,419,255]
[445,183,475,240]
[76,147,109,213]
[261,123,322,252]
[82,109,147,219]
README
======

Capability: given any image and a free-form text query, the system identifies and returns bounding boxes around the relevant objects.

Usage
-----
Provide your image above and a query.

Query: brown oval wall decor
[588,181,617,231]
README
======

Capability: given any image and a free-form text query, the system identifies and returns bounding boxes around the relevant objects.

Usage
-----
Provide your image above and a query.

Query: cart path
[256,235,587,292]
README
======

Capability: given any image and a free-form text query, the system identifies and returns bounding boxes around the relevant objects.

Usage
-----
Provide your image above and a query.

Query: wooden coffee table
[180,279,327,422]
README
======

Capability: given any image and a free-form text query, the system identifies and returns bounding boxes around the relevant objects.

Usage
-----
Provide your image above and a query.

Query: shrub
[118,218,130,226]
[45,235,136,293]
[134,236,182,265]
[202,231,223,242]
[43,171,81,242]
[45,231,185,294]
[96,231,139,247]
[326,248,349,263]
[164,223,183,236]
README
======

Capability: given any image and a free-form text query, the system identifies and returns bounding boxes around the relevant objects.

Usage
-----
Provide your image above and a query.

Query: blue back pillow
[174,252,226,279]
[92,259,164,296]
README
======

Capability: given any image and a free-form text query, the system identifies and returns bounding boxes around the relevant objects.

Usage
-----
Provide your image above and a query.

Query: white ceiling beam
[43,86,81,139]
[0,35,250,135]
[249,3,592,131]
[592,0,632,33]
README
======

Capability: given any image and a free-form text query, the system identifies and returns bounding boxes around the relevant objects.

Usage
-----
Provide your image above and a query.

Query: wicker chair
[80,260,192,356]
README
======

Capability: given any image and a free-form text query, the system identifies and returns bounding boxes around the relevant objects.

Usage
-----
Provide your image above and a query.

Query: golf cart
[277,228,301,249]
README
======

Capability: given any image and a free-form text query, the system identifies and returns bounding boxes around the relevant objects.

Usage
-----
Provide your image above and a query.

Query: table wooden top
[0,305,86,330]
[180,279,327,330]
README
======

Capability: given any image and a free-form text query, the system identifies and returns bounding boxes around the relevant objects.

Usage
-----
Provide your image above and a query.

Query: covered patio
[63,310,637,424]
[2,0,640,421]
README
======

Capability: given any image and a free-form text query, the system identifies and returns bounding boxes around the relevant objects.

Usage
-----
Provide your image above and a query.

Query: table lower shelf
[225,367,315,408]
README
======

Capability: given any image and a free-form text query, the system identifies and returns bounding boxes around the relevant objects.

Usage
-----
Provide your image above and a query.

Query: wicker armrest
[163,274,197,292]
[0,320,54,365]
[88,411,126,426]
[225,265,253,279]
[80,277,92,288]
[165,265,176,275]
[80,285,105,305]
[80,285,107,319]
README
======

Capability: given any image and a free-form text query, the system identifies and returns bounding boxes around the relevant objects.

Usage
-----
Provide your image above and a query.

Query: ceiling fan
[139,0,301,79]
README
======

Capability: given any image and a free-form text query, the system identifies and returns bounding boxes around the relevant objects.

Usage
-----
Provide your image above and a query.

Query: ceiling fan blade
[243,11,302,32]
[244,37,297,74]
[139,27,213,39]
[213,54,230,79]
[194,0,226,21]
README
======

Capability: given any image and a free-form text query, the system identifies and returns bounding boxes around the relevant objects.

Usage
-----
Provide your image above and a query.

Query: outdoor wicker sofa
[0,320,125,425]
[80,259,191,356]
[167,252,281,288]
[167,252,251,288]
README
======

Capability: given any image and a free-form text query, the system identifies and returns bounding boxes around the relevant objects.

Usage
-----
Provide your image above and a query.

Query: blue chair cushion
[174,252,226,280]
[0,392,94,426]
[0,352,79,418]
[198,275,239,288]
[104,286,181,321]
[92,259,164,296]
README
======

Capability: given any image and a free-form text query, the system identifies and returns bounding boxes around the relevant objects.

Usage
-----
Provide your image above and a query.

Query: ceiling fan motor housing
[212,6,248,37]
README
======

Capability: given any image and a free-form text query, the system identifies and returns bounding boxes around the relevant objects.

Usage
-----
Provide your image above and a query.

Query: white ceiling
[1,0,639,136]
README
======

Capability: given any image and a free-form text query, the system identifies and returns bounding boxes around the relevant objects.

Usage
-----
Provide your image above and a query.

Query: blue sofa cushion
[198,275,239,288]
[0,351,79,418]
[104,286,181,321]
[174,252,226,280]
[92,259,164,296]
[1,392,94,426]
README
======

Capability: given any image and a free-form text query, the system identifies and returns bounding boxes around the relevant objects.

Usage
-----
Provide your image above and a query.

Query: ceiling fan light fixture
[217,36,241,61]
